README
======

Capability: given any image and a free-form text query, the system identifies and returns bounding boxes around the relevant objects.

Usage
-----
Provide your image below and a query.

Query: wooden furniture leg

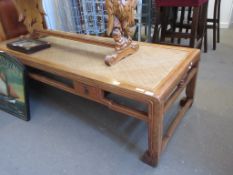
[152,6,161,43]
[204,0,220,52]
[142,60,199,167]
[213,0,217,50]
[198,2,208,50]
[178,7,185,44]
[160,7,170,42]
[142,101,164,167]
[190,7,199,48]
[217,0,221,43]
[186,7,192,33]
[171,7,178,43]
[204,26,208,53]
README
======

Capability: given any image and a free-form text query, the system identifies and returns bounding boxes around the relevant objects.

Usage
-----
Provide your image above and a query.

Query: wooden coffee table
[0,36,200,167]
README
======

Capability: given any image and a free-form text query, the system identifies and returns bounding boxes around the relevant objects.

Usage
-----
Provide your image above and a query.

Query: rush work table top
[0,35,201,167]
[0,36,200,98]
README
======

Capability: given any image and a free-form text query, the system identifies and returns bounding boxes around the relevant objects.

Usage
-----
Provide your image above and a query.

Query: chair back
[0,0,28,40]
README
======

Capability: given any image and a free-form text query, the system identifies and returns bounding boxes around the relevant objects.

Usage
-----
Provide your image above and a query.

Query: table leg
[142,101,164,167]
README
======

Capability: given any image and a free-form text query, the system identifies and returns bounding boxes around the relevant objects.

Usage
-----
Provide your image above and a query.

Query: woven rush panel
[32,36,189,91]
[33,36,190,91]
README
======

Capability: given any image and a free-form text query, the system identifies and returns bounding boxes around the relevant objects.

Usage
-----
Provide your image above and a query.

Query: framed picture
[7,39,50,54]
[0,51,30,121]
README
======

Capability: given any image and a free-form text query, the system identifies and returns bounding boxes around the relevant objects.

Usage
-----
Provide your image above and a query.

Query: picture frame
[7,38,50,54]
[0,51,30,121]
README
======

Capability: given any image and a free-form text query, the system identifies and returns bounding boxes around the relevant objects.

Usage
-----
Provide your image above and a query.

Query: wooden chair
[152,0,209,49]
[0,0,28,41]
[204,0,221,52]
[134,0,154,42]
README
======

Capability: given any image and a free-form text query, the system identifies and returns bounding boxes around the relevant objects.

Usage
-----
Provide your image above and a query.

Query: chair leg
[204,28,208,53]
[213,0,218,50]
[152,7,161,43]
[160,7,169,42]
[190,7,199,48]
[186,7,192,33]
[199,2,208,50]
[171,7,178,43]
[217,19,220,43]
[178,7,185,44]
[203,3,208,52]
[146,0,152,42]
[217,0,221,43]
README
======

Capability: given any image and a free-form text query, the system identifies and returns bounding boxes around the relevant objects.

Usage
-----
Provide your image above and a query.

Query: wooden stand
[13,0,139,66]
[105,41,139,66]
[105,0,139,65]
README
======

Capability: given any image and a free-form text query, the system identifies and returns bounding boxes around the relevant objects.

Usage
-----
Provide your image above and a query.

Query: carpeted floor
[0,27,233,175]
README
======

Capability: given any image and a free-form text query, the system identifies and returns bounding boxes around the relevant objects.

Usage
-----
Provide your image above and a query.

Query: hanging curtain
[42,0,107,35]
[43,0,76,32]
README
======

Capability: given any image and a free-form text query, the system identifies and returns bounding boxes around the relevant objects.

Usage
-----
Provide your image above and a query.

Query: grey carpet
[0,28,233,175]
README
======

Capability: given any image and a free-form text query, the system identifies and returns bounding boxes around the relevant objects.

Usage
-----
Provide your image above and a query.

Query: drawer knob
[84,86,89,95]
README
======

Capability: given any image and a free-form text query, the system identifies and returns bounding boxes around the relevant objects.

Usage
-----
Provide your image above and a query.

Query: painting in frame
[0,51,30,121]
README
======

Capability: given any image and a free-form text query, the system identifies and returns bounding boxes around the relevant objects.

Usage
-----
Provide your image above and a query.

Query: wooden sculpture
[105,0,139,66]
[12,0,139,66]
[13,0,45,34]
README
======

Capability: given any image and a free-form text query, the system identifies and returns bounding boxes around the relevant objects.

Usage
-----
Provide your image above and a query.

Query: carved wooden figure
[13,0,45,35]
[105,0,139,66]
[12,0,139,66]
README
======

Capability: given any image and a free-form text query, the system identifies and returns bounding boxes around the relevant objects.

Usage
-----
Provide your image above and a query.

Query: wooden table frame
[0,38,200,167]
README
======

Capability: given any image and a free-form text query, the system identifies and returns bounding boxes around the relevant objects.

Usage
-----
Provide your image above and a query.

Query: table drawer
[74,82,99,99]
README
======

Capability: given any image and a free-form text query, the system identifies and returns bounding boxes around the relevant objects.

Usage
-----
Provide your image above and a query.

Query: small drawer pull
[83,86,89,95]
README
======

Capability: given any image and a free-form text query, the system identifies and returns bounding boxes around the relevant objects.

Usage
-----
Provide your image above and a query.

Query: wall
[231,10,233,25]
[208,0,233,28]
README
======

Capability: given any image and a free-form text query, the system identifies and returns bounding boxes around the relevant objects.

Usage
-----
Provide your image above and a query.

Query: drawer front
[74,82,100,100]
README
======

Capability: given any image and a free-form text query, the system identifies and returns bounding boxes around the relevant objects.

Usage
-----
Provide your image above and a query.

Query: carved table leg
[142,101,164,167]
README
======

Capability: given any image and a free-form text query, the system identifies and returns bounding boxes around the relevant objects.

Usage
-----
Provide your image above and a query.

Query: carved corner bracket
[105,40,139,66]
[105,0,139,66]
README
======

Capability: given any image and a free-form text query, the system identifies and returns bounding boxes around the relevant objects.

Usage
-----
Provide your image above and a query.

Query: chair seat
[156,0,208,7]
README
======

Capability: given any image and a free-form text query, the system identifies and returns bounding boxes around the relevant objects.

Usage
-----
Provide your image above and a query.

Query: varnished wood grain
[162,99,193,152]
[1,0,201,167]
[0,36,196,93]
[0,36,200,167]
[35,29,116,48]
[12,0,139,65]
[105,0,139,65]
